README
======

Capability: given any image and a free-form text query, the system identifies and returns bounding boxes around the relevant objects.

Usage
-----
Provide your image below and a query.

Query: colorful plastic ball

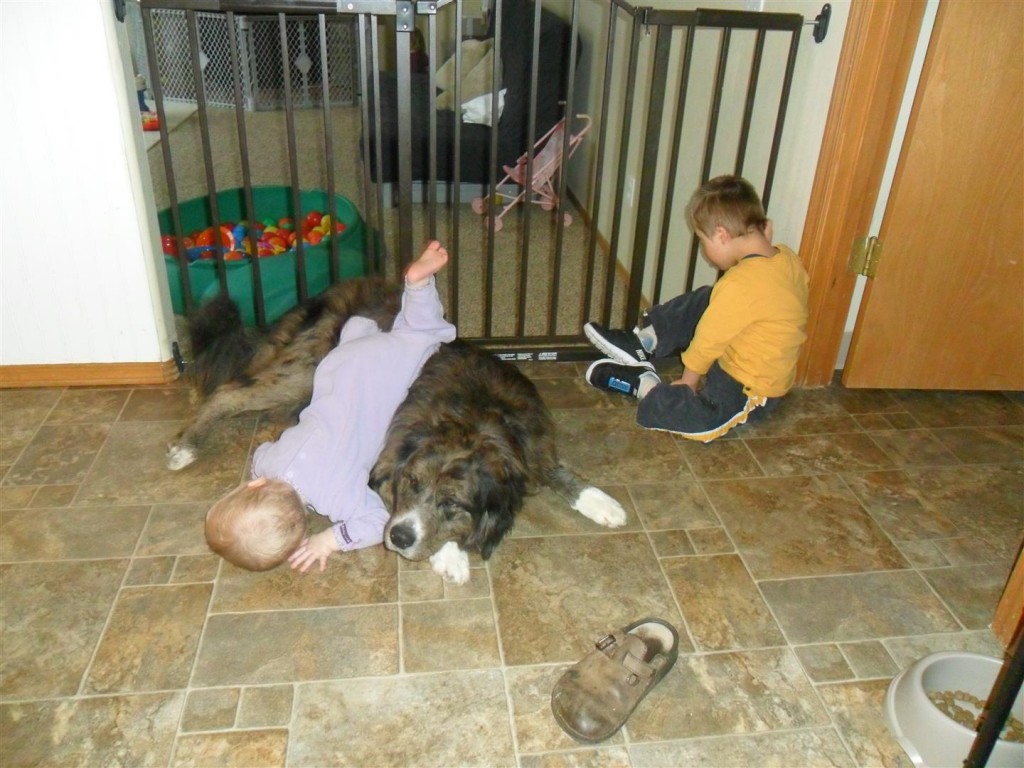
[304,211,323,228]
[160,235,178,257]
[277,217,294,231]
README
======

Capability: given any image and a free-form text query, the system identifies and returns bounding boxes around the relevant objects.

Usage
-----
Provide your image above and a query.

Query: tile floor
[1,366,1022,767]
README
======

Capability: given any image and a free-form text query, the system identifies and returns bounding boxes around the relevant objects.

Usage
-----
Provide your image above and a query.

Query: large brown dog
[371,340,626,583]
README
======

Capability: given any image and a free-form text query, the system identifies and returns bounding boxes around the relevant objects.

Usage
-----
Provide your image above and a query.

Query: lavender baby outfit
[252,278,455,550]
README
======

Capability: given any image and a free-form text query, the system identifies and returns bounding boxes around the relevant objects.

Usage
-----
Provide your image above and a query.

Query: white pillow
[435,39,492,94]
[461,88,506,127]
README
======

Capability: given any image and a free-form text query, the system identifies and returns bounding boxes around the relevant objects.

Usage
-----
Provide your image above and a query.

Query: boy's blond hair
[205,478,307,571]
[686,175,768,238]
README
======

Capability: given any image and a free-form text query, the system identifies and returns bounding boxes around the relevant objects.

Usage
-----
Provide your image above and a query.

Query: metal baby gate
[136,0,819,361]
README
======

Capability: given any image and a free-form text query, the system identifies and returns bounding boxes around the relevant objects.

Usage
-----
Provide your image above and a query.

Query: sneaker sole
[585,358,655,397]
[583,324,650,366]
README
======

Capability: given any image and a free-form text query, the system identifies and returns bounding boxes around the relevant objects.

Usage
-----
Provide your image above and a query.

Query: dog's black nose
[389,524,416,550]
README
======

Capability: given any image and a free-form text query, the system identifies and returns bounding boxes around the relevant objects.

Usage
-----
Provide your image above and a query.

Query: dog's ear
[369,426,426,509]
[369,436,401,509]
[466,507,516,560]
[464,434,528,559]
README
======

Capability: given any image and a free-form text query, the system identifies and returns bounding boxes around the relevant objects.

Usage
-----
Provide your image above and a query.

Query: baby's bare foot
[406,240,449,287]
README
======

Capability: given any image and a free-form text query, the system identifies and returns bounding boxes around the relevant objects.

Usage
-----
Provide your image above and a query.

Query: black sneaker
[586,359,658,398]
[584,322,650,364]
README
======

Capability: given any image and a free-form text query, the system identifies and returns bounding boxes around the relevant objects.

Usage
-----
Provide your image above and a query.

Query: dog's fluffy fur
[168,277,401,470]
[175,279,626,582]
[371,340,626,583]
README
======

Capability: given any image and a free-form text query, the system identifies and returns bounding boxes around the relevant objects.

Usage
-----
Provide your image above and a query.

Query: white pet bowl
[885,651,1024,768]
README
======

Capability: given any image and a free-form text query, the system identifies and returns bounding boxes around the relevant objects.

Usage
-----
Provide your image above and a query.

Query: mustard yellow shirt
[679,244,809,398]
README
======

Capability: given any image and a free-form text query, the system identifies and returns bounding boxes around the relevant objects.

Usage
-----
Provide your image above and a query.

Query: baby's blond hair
[205,478,307,571]
[686,175,768,238]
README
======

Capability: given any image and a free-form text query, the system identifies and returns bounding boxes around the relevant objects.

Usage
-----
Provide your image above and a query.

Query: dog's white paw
[166,445,197,471]
[573,486,627,528]
[429,541,471,584]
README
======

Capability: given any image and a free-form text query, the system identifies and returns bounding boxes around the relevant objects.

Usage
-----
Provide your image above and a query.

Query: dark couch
[364,0,576,185]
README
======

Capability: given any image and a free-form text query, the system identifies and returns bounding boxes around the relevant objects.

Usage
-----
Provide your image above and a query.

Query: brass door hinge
[849,236,882,278]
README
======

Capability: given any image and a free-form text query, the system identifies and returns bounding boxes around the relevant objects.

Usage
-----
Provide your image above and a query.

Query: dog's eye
[406,476,421,494]
[442,502,462,522]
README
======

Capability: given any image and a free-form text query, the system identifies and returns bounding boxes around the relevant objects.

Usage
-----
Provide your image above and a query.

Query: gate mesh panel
[144,9,356,110]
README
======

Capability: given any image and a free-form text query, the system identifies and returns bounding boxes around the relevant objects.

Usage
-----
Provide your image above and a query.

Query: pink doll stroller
[472,114,592,232]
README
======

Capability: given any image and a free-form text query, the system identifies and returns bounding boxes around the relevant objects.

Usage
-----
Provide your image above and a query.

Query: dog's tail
[186,294,256,399]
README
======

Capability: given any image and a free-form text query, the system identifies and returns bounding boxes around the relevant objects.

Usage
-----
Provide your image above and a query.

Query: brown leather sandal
[550,617,680,743]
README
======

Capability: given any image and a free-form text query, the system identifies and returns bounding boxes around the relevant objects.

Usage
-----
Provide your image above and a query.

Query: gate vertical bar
[547,0,582,335]
[625,24,671,326]
[761,28,801,210]
[426,9,438,237]
[600,10,645,327]
[318,14,341,285]
[449,1,463,325]
[734,28,766,176]
[685,25,732,290]
[394,2,414,273]
[515,0,542,336]
[225,10,266,325]
[142,6,192,312]
[185,9,228,296]
[580,0,620,327]
[483,0,504,336]
[652,22,695,303]
[278,12,308,300]
[357,14,387,274]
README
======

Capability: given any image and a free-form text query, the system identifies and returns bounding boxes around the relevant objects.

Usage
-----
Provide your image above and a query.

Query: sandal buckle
[595,634,616,651]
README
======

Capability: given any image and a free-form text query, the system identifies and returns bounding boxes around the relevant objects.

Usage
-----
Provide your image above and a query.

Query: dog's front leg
[429,541,471,584]
[546,464,627,528]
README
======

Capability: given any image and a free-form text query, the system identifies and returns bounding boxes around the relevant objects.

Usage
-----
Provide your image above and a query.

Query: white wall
[0,0,173,367]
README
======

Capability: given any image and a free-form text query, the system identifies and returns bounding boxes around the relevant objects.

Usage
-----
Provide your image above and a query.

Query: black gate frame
[140,0,809,361]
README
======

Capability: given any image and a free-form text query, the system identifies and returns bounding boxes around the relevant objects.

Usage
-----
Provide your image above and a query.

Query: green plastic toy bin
[159,186,372,326]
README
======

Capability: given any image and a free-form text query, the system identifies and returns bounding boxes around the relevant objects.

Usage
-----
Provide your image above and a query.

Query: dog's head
[371,419,528,562]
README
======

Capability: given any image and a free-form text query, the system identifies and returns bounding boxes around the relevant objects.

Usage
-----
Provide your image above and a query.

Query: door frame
[796,0,928,387]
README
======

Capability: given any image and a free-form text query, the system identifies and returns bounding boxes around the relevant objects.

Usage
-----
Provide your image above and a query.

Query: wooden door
[842,0,1023,390]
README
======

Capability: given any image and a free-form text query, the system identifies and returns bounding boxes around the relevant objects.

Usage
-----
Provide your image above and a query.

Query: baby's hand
[288,528,341,573]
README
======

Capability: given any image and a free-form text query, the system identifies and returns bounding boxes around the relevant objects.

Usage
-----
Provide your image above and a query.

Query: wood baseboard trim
[0,360,180,389]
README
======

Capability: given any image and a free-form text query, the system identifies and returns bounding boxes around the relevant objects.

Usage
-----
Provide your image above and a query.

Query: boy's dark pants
[636,286,776,436]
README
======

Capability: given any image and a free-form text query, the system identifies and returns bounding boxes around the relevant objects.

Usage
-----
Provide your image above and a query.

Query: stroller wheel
[486,215,504,233]
[471,197,487,215]
[563,213,573,228]
[540,199,555,211]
